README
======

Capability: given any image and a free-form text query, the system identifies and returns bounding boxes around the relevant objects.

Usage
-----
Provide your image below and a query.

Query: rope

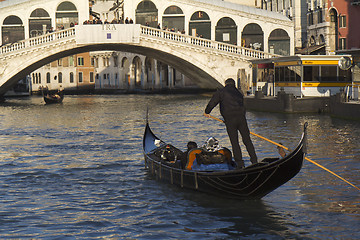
[205,114,360,192]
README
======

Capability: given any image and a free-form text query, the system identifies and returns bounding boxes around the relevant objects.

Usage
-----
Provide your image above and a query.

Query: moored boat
[143,120,307,199]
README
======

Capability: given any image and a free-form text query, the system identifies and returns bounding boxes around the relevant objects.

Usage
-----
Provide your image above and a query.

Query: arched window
[241,23,263,50]
[189,11,211,39]
[47,72,51,83]
[30,8,50,18]
[56,1,78,29]
[268,29,290,55]
[29,8,51,37]
[329,8,338,50]
[215,17,237,44]
[57,1,77,11]
[136,0,158,28]
[3,15,23,25]
[310,35,316,46]
[2,15,24,44]
[58,72,63,83]
[164,5,183,14]
[70,72,74,83]
[163,6,184,32]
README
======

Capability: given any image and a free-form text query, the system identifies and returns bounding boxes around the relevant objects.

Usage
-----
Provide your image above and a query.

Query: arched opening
[162,5,184,32]
[121,57,130,87]
[268,29,290,55]
[189,11,211,39]
[2,15,24,44]
[145,57,153,86]
[136,0,158,28]
[133,56,142,87]
[319,34,325,45]
[329,8,338,51]
[215,17,237,45]
[241,23,263,50]
[56,1,78,29]
[58,72,63,84]
[29,8,51,37]
[70,72,74,83]
[46,72,51,84]
[309,35,316,46]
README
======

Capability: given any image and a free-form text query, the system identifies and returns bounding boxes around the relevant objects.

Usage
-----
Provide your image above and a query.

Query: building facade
[260,0,308,49]
[307,0,360,55]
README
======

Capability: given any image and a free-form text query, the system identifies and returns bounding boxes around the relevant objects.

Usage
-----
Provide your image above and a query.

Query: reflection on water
[0,95,359,239]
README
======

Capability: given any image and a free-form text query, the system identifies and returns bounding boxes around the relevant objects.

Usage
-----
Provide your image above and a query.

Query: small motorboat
[143,119,307,199]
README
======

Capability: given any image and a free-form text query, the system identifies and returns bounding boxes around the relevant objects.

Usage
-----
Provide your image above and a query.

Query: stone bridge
[0,24,280,96]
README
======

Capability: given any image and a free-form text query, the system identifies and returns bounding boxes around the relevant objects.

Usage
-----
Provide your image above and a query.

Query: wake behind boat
[143,120,307,199]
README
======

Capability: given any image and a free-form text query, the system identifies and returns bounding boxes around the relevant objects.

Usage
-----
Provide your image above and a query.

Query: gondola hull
[44,90,64,104]
[143,122,307,199]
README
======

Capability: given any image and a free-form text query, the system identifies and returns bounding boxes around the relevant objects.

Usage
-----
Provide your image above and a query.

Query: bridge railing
[140,25,279,59]
[1,25,279,60]
[0,28,76,56]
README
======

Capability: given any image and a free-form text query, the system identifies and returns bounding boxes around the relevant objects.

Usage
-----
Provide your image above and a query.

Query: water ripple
[0,95,358,239]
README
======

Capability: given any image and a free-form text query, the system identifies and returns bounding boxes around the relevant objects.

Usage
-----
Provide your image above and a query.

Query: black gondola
[43,89,64,104]
[143,120,307,199]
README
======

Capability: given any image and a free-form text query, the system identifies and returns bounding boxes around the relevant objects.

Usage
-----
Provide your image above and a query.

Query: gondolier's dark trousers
[224,113,257,168]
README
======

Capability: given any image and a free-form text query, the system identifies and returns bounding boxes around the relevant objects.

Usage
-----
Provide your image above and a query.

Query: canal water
[0,94,359,239]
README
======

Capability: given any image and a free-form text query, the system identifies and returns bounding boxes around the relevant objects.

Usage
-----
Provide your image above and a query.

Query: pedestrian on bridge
[204,78,257,169]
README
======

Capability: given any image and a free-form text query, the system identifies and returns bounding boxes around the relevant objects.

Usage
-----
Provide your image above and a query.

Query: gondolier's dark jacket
[205,84,245,120]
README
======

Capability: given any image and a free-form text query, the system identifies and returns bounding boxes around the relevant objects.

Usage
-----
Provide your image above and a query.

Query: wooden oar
[205,114,360,192]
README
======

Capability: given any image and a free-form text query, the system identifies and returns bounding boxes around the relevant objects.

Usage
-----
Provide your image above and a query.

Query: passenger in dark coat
[204,78,257,168]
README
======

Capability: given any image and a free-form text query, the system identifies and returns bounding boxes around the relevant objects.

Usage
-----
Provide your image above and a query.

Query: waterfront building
[306,0,360,55]
[259,0,308,50]
[30,52,95,93]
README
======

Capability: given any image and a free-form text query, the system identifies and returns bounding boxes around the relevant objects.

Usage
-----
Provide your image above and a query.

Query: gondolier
[204,78,257,168]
